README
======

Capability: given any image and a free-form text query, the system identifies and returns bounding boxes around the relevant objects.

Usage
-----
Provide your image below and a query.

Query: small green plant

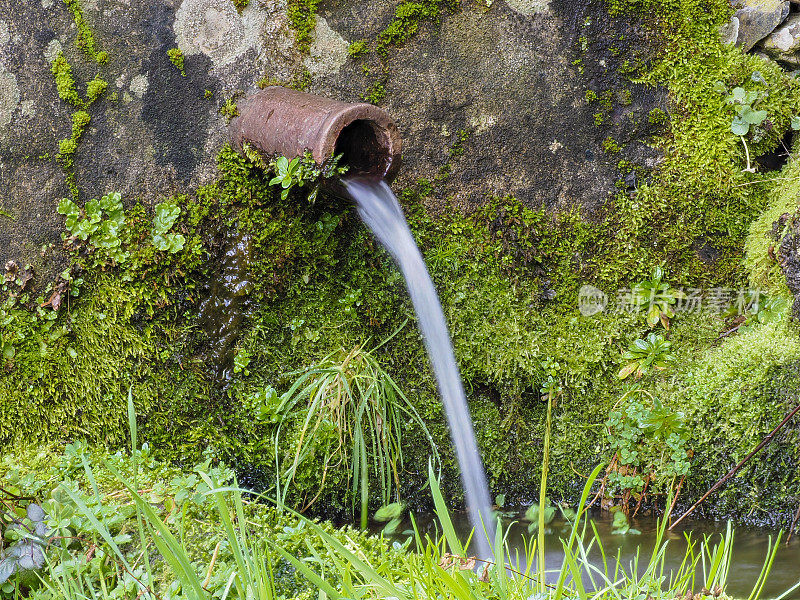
[630,266,685,329]
[272,343,439,529]
[269,156,301,200]
[523,498,555,533]
[605,389,691,503]
[724,85,768,136]
[58,192,128,263]
[618,332,676,379]
[167,48,186,76]
[724,293,790,335]
[348,40,369,58]
[716,79,772,172]
[231,0,250,12]
[267,152,348,202]
[373,502,404,535]
[610,506,641,535]
[0,501,49,587]
[150,200,185,253]
[243,386,282,424]
[219,97,239,121]
[233,347,251,375]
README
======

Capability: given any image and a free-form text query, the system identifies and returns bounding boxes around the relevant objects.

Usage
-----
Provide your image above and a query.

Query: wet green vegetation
[3,0,800,596]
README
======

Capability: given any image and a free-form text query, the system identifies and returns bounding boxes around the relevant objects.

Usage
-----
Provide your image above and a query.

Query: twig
[740,136,757,173]
[632,474,650,518]
[203,540,222,589]
[666,475,686,526]
[669,400,800,530]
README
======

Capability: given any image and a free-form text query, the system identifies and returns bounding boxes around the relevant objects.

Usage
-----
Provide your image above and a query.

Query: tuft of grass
[273,340,439,529]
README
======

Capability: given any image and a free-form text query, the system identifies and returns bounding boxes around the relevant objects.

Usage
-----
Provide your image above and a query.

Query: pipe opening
[334,119,392,177]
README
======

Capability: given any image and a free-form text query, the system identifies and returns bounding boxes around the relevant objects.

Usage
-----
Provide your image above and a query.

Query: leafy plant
[724,86,768,137]
[373,502,404,535]
[150,200,185,253]
[618,332,676,379]
[523,498,555,533]
[57,192,128,263]
[605,389,691,503]
[630,266,685,329]
[269,156,301,200]
[740,295,790,333]
[715,78,774,173]
[267,151,348,202]
[0,502,49,588]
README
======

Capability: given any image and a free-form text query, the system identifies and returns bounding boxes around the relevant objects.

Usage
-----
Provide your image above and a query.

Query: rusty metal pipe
[229,87,402,181]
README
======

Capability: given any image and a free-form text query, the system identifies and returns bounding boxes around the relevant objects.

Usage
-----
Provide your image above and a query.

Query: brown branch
[666,475,686,525]
[669,400,800,530]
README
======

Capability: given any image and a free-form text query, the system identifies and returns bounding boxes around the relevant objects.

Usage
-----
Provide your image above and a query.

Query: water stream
[344,176,497,559]
[398,510,800,598]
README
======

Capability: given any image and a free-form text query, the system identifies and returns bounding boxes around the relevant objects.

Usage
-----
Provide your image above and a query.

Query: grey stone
[734,0,790,52]
[759,13,800,67]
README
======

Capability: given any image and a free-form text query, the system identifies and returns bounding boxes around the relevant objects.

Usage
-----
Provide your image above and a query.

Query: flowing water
[344,176,497,559]
[400,510,800,598]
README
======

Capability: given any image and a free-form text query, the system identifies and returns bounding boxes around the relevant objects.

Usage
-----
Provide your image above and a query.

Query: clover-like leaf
[26,503,45,523]
[731,116,749,136]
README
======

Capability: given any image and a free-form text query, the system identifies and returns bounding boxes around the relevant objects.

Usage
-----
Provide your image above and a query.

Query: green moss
[376,0,458,57]
[287,0,320,54]
[85,76,107,105]
[661,320,800,521]
[744,151,800,297]
[167,47,186,76]
[219,97,240,122]
[602,137,621,154]
[231,0,250,12]
[51,53,82,108]
[363,80,386,104]
[62,0,105,62]
[348,40,369,59]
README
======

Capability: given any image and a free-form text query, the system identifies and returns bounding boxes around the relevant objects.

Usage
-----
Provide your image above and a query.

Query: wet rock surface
[0,0,665,283]
[780,214,800,318]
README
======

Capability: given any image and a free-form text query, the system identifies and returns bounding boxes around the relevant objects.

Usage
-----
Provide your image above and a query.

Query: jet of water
[344,176,496,559]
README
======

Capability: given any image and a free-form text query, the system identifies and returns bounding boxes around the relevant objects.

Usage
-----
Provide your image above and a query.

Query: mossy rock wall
[2,0,800,527]
[0,0,665,281]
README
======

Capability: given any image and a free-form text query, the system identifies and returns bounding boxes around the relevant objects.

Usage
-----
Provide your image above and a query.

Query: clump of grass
[273,341,439,529]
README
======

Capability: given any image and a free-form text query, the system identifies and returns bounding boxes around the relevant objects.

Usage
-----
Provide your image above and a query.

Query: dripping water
[344,176,496,559]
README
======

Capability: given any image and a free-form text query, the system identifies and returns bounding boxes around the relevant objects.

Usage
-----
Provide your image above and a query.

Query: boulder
[759,13,800,67]
[733,0,790,51]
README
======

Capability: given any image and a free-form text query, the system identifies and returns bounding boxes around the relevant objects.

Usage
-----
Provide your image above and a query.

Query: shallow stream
[398,510,800,598]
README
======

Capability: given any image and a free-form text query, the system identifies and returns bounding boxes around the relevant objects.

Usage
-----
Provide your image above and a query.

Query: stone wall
[0,0,664,285]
